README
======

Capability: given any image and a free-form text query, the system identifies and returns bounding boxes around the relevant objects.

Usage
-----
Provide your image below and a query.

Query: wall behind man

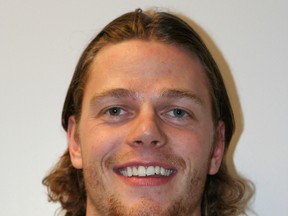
[1,0,287,215]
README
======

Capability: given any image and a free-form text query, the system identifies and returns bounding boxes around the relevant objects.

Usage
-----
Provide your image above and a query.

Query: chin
[105,196,193,216]
[112,198,167,216]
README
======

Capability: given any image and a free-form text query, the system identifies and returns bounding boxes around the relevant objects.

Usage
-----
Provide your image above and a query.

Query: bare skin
[68,40,225,216]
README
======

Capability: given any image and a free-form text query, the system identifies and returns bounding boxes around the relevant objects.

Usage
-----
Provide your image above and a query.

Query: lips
[119,165,175,177]
[113,161,177,186]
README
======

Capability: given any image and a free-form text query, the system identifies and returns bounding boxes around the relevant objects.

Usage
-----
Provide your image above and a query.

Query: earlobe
[67,116,83,169]
[208,120,225,175]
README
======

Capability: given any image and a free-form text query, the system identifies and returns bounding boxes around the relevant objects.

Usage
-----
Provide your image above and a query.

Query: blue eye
[171,108,187,118]
[167,108,189,119]
[107,107,124,116]
[101,106,132,123]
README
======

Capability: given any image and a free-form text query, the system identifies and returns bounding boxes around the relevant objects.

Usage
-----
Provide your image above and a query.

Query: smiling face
[68,40,225,216]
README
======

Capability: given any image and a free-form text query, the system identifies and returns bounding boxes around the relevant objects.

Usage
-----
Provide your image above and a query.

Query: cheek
[169,128,214,167]
[79,124,124,164]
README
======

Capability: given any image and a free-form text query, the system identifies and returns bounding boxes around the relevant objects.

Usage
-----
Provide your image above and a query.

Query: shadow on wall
[178,13,256,215]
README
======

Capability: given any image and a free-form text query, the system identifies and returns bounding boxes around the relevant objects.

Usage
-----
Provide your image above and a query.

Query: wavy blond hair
[43,9,252,216]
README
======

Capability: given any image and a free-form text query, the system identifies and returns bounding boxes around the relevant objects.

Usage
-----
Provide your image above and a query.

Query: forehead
[94,40,198,67]
[85,40,211,104]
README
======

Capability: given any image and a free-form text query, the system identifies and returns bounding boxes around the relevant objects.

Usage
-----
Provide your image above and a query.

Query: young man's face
[68,40,225,216]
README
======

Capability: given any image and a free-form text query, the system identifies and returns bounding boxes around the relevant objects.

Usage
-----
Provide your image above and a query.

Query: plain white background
[1,0,287,215]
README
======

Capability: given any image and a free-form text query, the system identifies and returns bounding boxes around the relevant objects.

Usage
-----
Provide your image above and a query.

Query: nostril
[134,140,143,145]
[151,140,159,145]
[133,140,159,146]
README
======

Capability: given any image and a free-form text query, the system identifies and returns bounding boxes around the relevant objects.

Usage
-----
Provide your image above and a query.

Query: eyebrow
[160,89,203,106]
[90,88,137,107]
[90,88,203,107]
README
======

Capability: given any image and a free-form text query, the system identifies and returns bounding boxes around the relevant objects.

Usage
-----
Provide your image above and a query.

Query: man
[43,9,247,216]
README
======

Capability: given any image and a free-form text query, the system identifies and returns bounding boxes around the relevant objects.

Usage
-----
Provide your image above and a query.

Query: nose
[126,108,167,148]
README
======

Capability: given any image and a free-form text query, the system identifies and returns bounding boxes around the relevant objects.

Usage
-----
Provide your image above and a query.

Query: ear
[67,116,83,169]
[208,120,225,175]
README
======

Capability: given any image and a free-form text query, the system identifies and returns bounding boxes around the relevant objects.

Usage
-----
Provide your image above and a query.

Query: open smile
[114,161,178,186]
[119,165,176,177]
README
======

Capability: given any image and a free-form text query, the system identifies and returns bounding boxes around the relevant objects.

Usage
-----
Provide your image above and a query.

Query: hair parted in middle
[43,8,247,216]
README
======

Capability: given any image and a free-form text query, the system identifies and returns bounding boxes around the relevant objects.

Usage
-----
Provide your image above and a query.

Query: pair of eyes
[106,107,189,119]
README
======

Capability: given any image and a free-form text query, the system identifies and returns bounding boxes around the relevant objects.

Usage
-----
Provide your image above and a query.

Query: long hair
[43,9,249,216]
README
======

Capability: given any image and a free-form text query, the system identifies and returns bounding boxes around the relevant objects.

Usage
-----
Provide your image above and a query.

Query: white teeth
[127,167,133,177]
[160,167,165,176]
[146,166,154,176]
[155,166,160,175]
[138,166,146,176]
[119,165,175,177]
[132,167,138,175]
